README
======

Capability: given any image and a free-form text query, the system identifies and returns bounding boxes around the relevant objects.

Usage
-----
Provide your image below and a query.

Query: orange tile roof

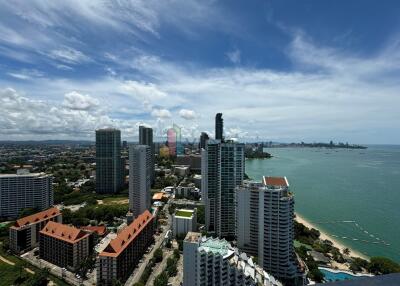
[100,210,153,258]
[80,225,107,236]
[263,176,289,187]
[14,207,61,228]
[40,221,89,244]
[152,192,164,200]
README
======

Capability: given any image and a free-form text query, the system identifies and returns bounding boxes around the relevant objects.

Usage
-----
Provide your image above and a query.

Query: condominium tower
[95,128,124,194]
[236,177,306,285]
[199,132,209,150]
[0,170,53,219]
[202,139,244,239]
[139,126,155,183]
[183,232,282,286]
[129,145,151,218]
[215,113,223,141]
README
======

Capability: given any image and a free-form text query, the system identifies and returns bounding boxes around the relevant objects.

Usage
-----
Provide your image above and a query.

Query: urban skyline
[0,1,400,144]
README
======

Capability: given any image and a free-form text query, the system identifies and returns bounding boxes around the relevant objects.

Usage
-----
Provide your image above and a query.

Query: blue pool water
[319,268,370,282]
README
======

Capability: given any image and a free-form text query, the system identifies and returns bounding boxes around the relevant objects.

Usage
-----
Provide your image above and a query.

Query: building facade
[129,145,151,218]
[183,232,282,286]
[9,207,62,253]
[199,132,209,150]
[173,209,197,237]
[215,113,224,141]
[97,210,154,285]
[0,170,53,219]
[39,221,90,271]
[95,128,124,194]
[139,126,155,184]
[236,177,306,285]
[202,140,244,239]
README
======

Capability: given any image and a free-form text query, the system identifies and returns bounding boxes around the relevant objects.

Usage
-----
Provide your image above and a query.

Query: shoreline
[295,212,369,261]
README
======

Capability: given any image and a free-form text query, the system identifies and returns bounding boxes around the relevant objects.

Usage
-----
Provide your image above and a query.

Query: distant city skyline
[0,1,400,144]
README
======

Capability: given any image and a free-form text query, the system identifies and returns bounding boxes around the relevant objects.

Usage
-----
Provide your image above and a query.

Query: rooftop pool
[319,267,373,282]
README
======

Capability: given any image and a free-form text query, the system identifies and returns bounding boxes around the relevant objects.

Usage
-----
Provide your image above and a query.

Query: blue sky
[0,0,400,143]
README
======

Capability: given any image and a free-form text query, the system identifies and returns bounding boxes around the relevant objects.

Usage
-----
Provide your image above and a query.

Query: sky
[0,0,400,144]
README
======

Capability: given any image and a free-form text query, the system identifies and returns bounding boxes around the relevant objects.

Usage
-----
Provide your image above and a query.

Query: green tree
[154,272,168,286]
[154,248,163,263]
[368,257,400,274]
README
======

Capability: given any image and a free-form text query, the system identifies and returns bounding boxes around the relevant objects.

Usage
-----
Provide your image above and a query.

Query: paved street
[146,249,173,286]
[21,249,96,286]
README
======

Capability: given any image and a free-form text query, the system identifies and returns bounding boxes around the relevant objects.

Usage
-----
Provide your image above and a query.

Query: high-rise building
[199,132,209,150]
[39,221,90,271]
[139,126,155,183]
[202,140,244,239]
[129,145,151,218]
[97,210,154,285]
[236,177,306,285]
[183,232,282,286]
[9,207,62,253]
[0,170,53,219]
[215,113,223,141]
[96,128,124,194]
[167,128,177,156]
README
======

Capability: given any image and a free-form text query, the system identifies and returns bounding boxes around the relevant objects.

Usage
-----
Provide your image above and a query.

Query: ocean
[245,145,400,262]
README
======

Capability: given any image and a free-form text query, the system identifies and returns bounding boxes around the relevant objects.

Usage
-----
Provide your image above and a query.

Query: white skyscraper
[201,139,244,239]
[129,145,151,218]
[0,170,53,219]
[183,232,282,286]
[236,177,306,285]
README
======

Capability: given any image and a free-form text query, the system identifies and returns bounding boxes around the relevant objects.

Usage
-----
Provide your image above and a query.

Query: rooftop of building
[99,210,153,257]
[0,171,50,178]
[198,236,234,259]
[184,232,282,285]
[80,225,107,236]
[12,207,60,228]
[263,176,289,187]
[316,273,400,286]
[175,209,195,218]
[96,128,120,132]
[40,221,89,244]
[152,192,164,200]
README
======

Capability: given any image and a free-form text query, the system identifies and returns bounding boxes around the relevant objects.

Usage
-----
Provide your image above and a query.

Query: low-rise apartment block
[97,210,154,285]
[173,209,197,237]
[9,207,62,253]
[39,221,90,271]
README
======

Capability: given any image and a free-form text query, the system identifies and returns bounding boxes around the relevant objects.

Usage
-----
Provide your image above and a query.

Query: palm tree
[343,248,351,256]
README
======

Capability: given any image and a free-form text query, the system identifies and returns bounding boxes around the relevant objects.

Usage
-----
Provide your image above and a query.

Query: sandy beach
[295,212,369,261]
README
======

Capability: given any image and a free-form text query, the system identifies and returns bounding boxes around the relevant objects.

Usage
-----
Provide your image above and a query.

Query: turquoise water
[245,146,400,262]
[319,268,370,282]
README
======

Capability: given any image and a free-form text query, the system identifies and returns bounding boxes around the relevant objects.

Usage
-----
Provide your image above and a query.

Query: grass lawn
[0,246,70,286]
[175,210,193,218]
[102,196,129,205]
[294,240,313,250]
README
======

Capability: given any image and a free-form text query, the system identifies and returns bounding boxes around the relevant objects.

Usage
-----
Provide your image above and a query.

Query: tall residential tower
[95,128,124,194]
[139,126,155,184]
[236,177,306,285]
[202,139,244,239]
[215,113,223,141]
[129,145,151,218]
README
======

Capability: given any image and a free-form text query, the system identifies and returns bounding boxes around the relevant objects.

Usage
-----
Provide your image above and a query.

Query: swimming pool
[319,267,373,282]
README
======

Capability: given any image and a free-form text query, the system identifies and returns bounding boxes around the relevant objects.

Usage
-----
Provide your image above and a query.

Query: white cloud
[7,69,44,80]
[226,49,241,64]
[179,109,196,120]
[151,108,171,119]
[62,91,99,111]
[48,47,90,64]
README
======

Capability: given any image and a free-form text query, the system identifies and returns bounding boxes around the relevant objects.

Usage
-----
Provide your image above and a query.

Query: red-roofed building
[80,225,107,237]
[39,221,90,271]
[9,207,62,253]
[97,210,154,285]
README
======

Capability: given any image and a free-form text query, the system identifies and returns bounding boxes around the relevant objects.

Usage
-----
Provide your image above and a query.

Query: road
[146,249,173,286]
[125,201,172,286]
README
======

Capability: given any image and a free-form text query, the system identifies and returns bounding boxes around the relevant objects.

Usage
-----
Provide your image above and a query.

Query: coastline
[295,212,369,261]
